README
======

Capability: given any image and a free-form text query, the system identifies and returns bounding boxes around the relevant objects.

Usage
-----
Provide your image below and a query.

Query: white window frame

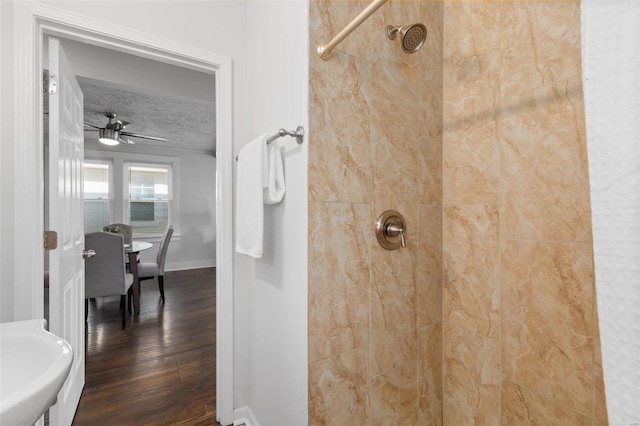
[85,149,180,241]
[83,159,114,232]
[124,162,173,233]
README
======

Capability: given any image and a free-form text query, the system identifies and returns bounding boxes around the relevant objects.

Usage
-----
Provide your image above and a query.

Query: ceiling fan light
[98,128,120,146]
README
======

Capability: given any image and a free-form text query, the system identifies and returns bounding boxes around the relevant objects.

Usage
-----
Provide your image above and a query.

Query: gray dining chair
[138,225,173,303]
[84,231,134,329]
[107,223,138,263]
[106,223,133,245]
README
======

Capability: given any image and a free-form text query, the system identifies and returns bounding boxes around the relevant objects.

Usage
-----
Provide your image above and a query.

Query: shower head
[386,23,427,54]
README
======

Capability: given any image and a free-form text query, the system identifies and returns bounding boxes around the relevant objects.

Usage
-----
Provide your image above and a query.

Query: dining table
[125,241,153,314]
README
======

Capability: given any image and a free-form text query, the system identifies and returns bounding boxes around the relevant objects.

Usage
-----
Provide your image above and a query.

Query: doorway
[12,3,234,424]
[43,34,218,423]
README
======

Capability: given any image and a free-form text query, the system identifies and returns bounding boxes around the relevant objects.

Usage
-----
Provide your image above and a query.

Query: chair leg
[85,299,88,322]
[158,276,165,303]
[120,295,126,329]
[127,288,133,315]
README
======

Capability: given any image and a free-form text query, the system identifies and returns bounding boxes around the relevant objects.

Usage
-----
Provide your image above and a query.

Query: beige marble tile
[443,204,499,339]
[594,351,608,425]
[419,135,443,206]
[309,0,371,62]
[443,323,500,425]
[443,118,500,205]
[419,1,444,139]
[420,71,444,140]
[371,56,424,113]
[417,205,442,328]
[444,1,501,56]
[500,77,592,242]
[442,1,500,207]
[308,202,371,363]
[371,97,421,216]
[501,380,592,425]
[443,0,500,120]
[309,49,373,203]
[443,47,500,127]
[418,323,443,426]
[593,307,609,425]
[501,239,594,415]
[308,0,440,423]
[309,348,370,425]
[370,360,419,426]
[418,3,444,206]
[500,1,582,99]
[371,236,418,377]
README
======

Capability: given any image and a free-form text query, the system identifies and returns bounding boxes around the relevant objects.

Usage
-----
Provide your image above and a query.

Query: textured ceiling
[79,77,216,153]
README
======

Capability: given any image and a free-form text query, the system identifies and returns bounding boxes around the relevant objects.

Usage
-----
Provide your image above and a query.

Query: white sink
[0,319,73,425]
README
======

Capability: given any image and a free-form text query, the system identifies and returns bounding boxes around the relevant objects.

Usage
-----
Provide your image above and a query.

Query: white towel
[263,141,286,204]
[235,134,269,258]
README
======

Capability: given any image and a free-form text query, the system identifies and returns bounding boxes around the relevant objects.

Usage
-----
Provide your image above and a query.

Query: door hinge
[44,230,58,251]
[43,71,58,94]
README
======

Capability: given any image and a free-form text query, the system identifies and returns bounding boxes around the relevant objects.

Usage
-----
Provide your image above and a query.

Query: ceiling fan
[84,112,168,146]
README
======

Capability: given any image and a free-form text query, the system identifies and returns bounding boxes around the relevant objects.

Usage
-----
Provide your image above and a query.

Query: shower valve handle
[385,224,406,248]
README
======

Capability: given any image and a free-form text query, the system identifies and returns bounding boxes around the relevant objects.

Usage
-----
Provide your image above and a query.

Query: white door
[47,36,85,426]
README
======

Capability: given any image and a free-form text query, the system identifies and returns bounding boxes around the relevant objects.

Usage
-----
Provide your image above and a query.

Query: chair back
[156,225,174,275]
[85,232,128,298]
[107,223,133,245]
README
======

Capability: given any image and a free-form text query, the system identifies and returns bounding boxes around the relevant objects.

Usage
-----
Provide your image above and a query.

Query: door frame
[11,2,234,424]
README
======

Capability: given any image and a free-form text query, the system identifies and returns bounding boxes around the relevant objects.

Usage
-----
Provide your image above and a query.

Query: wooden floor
[72,267,221,425]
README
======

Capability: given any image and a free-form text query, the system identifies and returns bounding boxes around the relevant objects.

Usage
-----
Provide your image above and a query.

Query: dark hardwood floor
[72,267,221,425]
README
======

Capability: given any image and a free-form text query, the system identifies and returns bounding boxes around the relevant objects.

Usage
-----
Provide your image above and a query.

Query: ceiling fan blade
[84,123,101,129]
[119,137,135,145]
[120,121,130,128]
[121,132,167,142]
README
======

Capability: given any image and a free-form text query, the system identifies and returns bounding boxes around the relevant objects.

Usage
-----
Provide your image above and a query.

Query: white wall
[0,1,17,322]
[169,148,217,269]
[53,38,216,103]
[0,2,12,322]
[234,1,308,424]
[582,1,640,423]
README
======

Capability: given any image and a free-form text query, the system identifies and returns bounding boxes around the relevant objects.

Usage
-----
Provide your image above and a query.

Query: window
[84,151,179,237]
[126,163,171,234]
[83,161,111,233]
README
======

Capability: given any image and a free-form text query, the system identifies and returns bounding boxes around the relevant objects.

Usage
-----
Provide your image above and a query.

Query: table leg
[128,251,140,314]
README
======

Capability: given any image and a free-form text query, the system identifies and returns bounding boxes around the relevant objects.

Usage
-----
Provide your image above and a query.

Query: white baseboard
[165,259,216,271]
[234,406,260,426]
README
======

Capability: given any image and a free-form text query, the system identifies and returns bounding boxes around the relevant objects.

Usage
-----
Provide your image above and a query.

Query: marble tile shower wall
[442,1,606,423]
[309,0,443,424]
[309,0,606,424]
